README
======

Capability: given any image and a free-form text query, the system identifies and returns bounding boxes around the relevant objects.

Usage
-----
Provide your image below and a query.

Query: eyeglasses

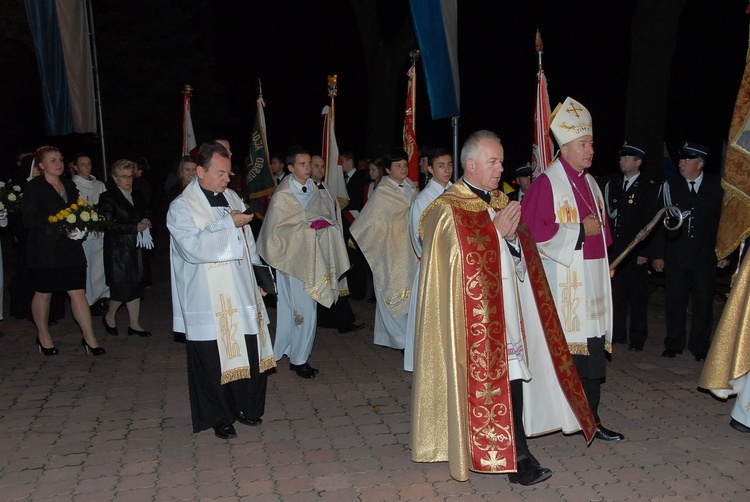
[117,175,134,180]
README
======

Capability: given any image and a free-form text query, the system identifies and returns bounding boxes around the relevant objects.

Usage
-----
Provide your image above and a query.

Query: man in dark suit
[652,142,730,361]
[605,142,660,351]
[341,151,371,300]
[508,163,532,202]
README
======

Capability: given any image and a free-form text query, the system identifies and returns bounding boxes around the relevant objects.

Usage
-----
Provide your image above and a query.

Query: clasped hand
[137,218,152,232]
[493,201,521,241]
[583,214,602,236]
[230,210,254,228]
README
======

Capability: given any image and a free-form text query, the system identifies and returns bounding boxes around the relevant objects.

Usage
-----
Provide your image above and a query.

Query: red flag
[404,64,419,183]
[531,68,553,178]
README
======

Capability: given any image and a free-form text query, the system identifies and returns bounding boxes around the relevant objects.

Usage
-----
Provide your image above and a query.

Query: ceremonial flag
[531,68,553,177]
[404,64,419,184]
[716,53,750,259]
[245,96,276,200]
[25,0,96,135]
[409,0,459,119]
[182,91,196,156]
[322,104,349,210]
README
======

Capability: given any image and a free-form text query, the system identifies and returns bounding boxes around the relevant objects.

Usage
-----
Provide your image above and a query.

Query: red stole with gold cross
[452,206,517,473]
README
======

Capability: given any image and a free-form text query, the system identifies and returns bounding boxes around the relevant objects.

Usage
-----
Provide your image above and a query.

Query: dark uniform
[653,142,724,360]
[605,144,660,351]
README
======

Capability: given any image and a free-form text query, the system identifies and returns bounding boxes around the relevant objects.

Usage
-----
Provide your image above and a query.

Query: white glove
[68,228,86,240]
[137,227,154,249]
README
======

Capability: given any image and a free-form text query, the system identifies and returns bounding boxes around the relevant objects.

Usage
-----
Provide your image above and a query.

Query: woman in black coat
[20,146,104,356]
[98,159,153,337]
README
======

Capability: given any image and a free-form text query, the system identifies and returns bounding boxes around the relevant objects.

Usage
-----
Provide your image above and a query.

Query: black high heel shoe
[128,327,152,337]
[102,316,118,335]
[81,338,106,356]
[36,336,59,356]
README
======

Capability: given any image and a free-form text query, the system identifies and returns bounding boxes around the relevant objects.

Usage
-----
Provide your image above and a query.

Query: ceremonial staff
[609,206,684,270]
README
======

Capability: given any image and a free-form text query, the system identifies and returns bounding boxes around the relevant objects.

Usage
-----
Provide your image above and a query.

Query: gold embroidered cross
[473,299,496,323]
[559,355,574,376]
[476,382,501,405]
[566,102,583,117]
[480,451,507,470]
[559,269,582,332]
[468,230,490,250]
[216,294,240,357]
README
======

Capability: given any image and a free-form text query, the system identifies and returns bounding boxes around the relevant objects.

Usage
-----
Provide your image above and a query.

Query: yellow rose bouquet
[0,180,23,213]
[47,199,113,239]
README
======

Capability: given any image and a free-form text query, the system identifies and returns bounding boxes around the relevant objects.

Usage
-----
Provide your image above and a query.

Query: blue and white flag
[409,0,459,119]
[25,0,97,136]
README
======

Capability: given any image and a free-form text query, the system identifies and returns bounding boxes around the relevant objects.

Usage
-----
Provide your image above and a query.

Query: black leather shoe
[508,458,552,486]
[661,350,679,358]
[290,362,319,379]
[730,418,750,433]
[693,353,706,362]
[128,327,152,337]
[102,316,118,336]
[213,424,237,439]
[338,323,364,334]
[236,411,262,427]
[628,344,643,352]
[594,425,624,441]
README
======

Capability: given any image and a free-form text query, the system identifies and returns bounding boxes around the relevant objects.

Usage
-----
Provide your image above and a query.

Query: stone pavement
[1,236,749,501]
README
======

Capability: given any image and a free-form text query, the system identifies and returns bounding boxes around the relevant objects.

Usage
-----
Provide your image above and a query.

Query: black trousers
[186,334,268,433]
[511,379,536,463]
[317,296,356,329]
[611,260,650,347]
[345,246,369,300]
[664,266,716,356]
[572,336,607,424]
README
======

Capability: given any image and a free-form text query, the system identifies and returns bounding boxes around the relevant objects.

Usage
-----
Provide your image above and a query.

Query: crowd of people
[3,94,746,485]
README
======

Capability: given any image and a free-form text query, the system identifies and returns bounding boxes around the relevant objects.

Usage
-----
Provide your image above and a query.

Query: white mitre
[549,96,593,147]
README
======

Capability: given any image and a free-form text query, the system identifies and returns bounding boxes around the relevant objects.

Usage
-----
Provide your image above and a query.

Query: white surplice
[404,178,451,371]
[73,175,109,305]
[167,190,268,342]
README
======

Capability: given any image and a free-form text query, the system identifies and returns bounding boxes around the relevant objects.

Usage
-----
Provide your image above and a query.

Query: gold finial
[257,78,263,99]
[410,49,421,65]
[327,75,338,98]
[535,30,544,69]
[182,84,193,95]
[535,30,544,53]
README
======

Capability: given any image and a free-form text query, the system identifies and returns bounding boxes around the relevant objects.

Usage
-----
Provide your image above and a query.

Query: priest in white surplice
[168,142,276,440]
[404,147,453,371]
[72,153,109,310]
[257,147,351,379]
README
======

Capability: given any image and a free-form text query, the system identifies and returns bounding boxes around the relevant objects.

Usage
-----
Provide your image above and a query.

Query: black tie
[690,181,696,195]
[317,183,325,190]
[623,179,629,192]
[398,184,404,188]
[301,186,307,193]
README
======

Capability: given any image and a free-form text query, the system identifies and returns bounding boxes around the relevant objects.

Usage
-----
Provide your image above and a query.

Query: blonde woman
[20,146,105,356]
